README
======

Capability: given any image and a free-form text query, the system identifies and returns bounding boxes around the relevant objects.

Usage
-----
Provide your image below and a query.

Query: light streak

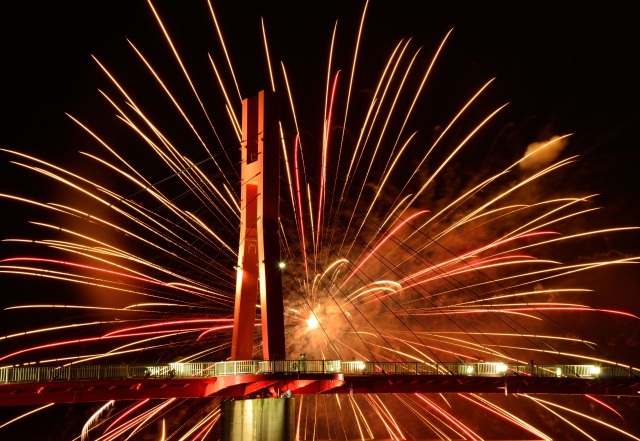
[348,395,375,440]
[414,394,482,440]
[101,399,150,435]
[176,407,220,440]
[82,401,114,441]
[340,209,429,288]
[95,399,178,441]
[584,394,625,419]
[207,1,243,103]
[293,135,309,281]
[461,394,551,440]
[0,403,54,430]
[524,395,640,440]
[368,394,405,439]
[0,1,638,439]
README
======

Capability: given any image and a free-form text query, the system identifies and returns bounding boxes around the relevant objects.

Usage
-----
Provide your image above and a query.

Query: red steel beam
[328,374,640,396]
[0,373,344,406]
[0,374,637,406]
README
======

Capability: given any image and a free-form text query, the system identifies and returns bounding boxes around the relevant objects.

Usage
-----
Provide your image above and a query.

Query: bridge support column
[221,398,295,441]
[231,90,286,361]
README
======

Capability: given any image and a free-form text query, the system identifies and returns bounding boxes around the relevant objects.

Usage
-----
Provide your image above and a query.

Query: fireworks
[1,1,639,439]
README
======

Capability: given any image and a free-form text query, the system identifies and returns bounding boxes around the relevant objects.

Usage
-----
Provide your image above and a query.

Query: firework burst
[1,1,639,440]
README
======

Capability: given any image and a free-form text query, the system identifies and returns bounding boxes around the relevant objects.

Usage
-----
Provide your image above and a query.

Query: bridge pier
[221,398,295,441]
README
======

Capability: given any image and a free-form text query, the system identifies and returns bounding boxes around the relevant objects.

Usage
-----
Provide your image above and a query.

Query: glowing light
[588,365,601,376]
[306,315,319,330]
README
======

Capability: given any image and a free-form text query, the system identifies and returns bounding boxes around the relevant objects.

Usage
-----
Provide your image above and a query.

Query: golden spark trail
[340,209,428,289]
[339,40,416,257]
[261,18,276,93]
[334,39,405,239]
[462,394,552,440]
[124,39,230,174]
[6,147,234,265]
[148,1,226,161]
[335,0,369,173]
[524,395,640,440]
[414,394,482,440]
[343,45,430,254]
[100,399,150,436]
[0,404,54,430]
[207,0,243,104]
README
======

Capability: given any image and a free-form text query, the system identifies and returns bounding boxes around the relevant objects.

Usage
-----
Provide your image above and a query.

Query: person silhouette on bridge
[300,354,307,373]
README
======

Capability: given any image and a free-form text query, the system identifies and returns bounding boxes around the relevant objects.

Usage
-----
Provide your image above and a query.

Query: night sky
[1,1,640,439]
[3,1,640,218]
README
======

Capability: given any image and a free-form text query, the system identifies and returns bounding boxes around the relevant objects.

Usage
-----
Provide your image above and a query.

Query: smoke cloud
[518,135,569,171]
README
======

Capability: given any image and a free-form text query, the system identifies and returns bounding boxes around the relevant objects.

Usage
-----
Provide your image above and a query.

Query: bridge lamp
[325,360,339,372]
[278,261,286,269]
[556,367,562,377]
[588,365,601,376]
[356,361,366,371]
[497,363,508,373]
[466,365,474,375]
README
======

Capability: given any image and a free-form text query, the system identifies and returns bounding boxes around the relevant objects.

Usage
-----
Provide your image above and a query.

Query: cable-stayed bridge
[1,360,637,406]
[3,92,638,440]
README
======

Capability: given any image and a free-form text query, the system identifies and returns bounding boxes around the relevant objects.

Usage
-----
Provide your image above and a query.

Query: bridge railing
[1,361,637,384]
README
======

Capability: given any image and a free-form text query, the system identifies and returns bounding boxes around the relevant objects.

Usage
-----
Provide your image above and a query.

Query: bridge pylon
[231,90,286,361]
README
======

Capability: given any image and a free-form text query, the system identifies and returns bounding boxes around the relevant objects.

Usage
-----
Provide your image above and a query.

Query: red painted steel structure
[0,374,343,406]
[1,373,638,406]
[231,91,285,361]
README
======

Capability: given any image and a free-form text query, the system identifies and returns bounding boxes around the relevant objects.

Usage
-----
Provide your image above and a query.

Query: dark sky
[2,1,639,210]
[2,2,640,138]
[1,1,640,439]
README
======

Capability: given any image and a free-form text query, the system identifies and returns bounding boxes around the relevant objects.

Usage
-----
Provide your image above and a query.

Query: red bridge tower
[231,90,286,361]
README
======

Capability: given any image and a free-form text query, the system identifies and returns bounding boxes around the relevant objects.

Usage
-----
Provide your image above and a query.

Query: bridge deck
[1,360,638,406]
